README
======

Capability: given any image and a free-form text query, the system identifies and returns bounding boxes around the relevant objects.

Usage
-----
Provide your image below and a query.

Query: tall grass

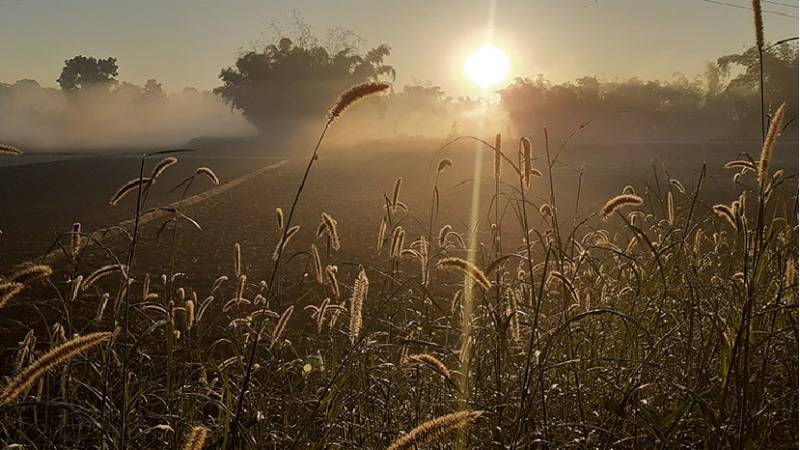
[0,39,796,449]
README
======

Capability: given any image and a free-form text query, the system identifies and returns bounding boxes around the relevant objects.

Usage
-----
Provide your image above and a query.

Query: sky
[0,0,797,97]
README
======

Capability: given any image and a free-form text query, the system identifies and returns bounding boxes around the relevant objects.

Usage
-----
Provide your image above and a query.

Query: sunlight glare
[464,43,510,89]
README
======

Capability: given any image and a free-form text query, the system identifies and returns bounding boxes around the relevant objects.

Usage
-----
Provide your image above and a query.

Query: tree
[717,43,798,130]
[57,55,119,91]
[141,79,167,105]
[214,37,393,140]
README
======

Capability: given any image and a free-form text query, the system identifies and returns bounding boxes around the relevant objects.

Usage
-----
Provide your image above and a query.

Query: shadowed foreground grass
[0,90,797,449]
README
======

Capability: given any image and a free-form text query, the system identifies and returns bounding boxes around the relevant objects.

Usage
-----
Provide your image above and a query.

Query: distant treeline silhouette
[0,39,796,149]
[500,43,798,142]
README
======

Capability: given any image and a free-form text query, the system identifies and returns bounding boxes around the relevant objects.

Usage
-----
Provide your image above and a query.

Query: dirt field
[2,137,794,289]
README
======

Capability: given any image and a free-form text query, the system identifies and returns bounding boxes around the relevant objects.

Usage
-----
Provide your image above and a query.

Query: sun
[464,43,510,89]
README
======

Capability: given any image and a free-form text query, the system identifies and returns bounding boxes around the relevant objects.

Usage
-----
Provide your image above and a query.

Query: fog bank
[0,80,255,151]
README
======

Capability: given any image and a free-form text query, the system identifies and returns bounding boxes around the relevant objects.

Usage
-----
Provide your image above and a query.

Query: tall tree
[57,55,119,91]
[215,37,393,141]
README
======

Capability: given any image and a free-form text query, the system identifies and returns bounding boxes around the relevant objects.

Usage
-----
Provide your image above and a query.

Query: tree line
[1,37,796,148]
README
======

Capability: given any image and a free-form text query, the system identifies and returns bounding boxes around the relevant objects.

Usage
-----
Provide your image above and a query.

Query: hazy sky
[0,0,796,96]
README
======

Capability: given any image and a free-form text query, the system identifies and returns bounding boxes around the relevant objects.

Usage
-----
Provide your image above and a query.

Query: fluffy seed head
[437,257,491,289]
[11,265,53,284]
[275,208,284,234]
[109,177,151,206]
[713,204,738,230]
[0,332,112,405]
[82,264,127,291]
[387,410,483,450]
[519,137,532,188]
[601,194,644,219]
[752,0,764,50]
[273,225,300,261]
[150,157,178,181]
[233,242,242,277]
[319,213,341,251]
[402,353,451,379]
[328,82,391,122]
[70,222,82,258]
[724,160,756,172]
[0,282,25,310]
[391,177,403,210]
[195,167,220,185]
[0,144,23,155]
[271,305,294,348]
[181,425,209,450]
[437,158,453,174]
[758,102,786,186]
[390,226,405,259]
[376,218,388,254]
[348,267,369,343]
[438,224,452,248]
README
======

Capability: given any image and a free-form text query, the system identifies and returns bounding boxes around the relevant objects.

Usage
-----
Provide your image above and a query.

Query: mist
[0,79,255,151]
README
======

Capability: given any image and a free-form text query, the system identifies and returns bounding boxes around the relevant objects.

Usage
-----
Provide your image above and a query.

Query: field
[0,124,797,449]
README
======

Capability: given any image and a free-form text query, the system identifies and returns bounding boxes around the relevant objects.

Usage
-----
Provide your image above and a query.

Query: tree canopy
[500,43,798,141]
[57,55,119,91]
[214,37,394,137]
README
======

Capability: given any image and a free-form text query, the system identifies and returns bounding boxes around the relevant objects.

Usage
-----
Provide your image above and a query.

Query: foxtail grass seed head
[391,177,403,211]
[109,177,151,205]
[150,156,178,181]
[752,0,764,50]
[11,265,53,284]
[181,425,209,450]
[437,257,491,289]
[667,192,675,225]
[15,330,35,373]
[82,264,127,291]
[328,82,391,122]
[0,144,23,155]
[185,297,195,330]
[70,222,82,258]
[348,267,369,343]
[713,204,738,230]
[669,179,685,194]
[271,305,294,348]
[310,244,324,283]
[390,226,405,259]
[386,410,483,450]
[402,353,451,379]
[377,218,388,254]
[233,242,241,277]
[438,224,452,248]
[320,213,341,251]
[0,282,25,310]
[273,225,300,261]
[235,274,247,305]
[416,235,430,285]
[601,194,644,219]
[0,331,112,405]
[437,158,453,174]
[276,207,284,234]
[326,265,341,299]
[195,167,220,185]
[758,102,786,186]
[520,137,532,188]
[724,160,756,172]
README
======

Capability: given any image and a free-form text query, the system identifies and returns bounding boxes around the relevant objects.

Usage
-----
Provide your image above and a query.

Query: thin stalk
[120,154,146,449]
[229,121,331,448]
